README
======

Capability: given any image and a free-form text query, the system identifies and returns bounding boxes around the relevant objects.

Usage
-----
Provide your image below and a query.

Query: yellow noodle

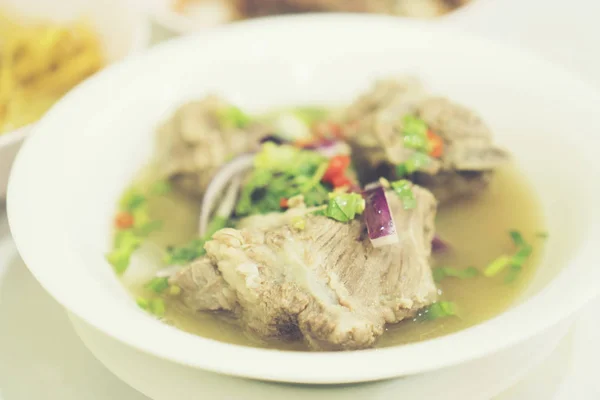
[0,10,104,134]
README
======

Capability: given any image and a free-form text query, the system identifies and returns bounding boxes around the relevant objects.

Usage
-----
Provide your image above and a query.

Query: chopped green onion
[324,192,365,223]
[169,285,182,296]
[107,230,142,274]
[401,115,430,153]
[119,187,146,212]
[483,255,513,277]
[218,106,251,129]
[165,238,206,265]
[131,207,162,236]
[396,153,431,177]
[504,265,522,284]
[302,162,328,192]
[137,297,166,317]
[205,215,228,239]
[145,277,170,294]
[536,231,549,239]
[291,216,306,231]
[236,143,329,216]
[420,301,458,321]
[433,266,479,283]
[114,229,142,249]
[402,115,428,137]
[405,153,431,173]
[391,179,416,210]
[512,245,532,266]
[136,297,149,310]
[484,230,534,282]
[509,230,526,247]
[149,180,172,195]
[106,248,134,275]
[148,298,166,317]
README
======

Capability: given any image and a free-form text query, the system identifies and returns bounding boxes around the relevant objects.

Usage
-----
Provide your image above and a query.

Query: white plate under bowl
[0,0,150,199]
[70,313,572,400]
[7,14,600,384]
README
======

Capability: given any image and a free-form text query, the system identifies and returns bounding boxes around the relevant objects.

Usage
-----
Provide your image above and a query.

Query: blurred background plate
[0,0,150,199]
[147,0,472,35]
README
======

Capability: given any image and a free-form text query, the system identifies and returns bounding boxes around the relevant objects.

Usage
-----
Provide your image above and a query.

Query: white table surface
[2,1,600,397]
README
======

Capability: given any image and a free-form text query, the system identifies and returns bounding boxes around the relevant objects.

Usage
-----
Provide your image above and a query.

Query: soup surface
[123,164,545,351]
[109,77,546,351]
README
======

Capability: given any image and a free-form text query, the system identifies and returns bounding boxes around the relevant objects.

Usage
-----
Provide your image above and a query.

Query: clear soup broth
[126,164,545,351]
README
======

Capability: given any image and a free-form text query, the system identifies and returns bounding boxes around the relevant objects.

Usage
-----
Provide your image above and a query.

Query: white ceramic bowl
[7,14,600,384]
[0,0,150,199]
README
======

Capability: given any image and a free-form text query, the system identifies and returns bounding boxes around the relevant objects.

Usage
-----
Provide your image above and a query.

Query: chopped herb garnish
[106,247,136,275]
[217,105,251,129]
[236,143,330,216]
[149,180,172,195]
[169,285,182,296]
[536,231,549,239]
[396,152,431,177]
[119,187,146,212]
[504,265,522,284]
[402,115,428,137]
[483,255,512,277]
[107,230,143,274]
[419,301,458,321]
[509,230,526,247]
[291,216,306,231]
[433,266,479,283]
[324,192,365,223]
[148,298,166,317]
[108,181,170,275]
[205,215,228,239]
[391,179,416,210]
[136,297,149,310]
[484,230,534,281]
[164,238,206,265]
[401,115,430,153]
[145,277,170,294]
[395,115,434,177]
[137,297,166,317]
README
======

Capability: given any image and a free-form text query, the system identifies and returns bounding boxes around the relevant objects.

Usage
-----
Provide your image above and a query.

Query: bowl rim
[7,13,600,384]
[0,0,151,145]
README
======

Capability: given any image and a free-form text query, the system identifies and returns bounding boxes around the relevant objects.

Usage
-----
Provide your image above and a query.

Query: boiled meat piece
[345,78,509,203]
[170,184,438,350]
[154,96,267,197]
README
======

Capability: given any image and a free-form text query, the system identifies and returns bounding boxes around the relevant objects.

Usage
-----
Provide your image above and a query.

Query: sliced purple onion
[303,139,351,158]
[432,235,450,253]
[362,184,399,248]
[198,153,254,236]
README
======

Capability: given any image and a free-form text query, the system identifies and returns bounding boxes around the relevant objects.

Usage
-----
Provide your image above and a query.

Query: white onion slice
[198,154,254,236]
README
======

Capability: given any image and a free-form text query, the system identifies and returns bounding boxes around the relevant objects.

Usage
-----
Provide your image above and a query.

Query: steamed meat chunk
[155,96,267,197]
[170,185,438,350]
[172,258,238,313]
[345,78,430,170]
[417,97,509,171]
[345,78,508,203]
